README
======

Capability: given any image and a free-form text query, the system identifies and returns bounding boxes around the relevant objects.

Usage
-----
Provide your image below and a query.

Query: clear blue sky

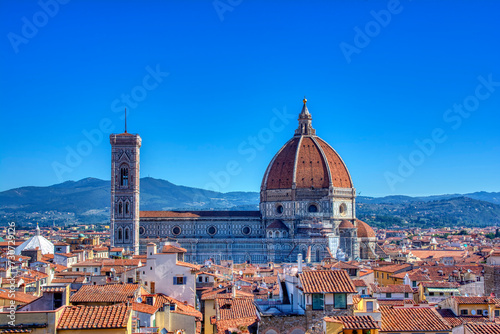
[1,0,499,197]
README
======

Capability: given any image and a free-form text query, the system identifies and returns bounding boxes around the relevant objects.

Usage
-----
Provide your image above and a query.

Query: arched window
[316,248,321,262]
[276,231,281,238]
[120,166,129,186]
[118,202,123,215]
[125,228,130,241]
[268,231,273,238]
[117,228,123,241]
[125,202,130,215]
[308,204,318,213]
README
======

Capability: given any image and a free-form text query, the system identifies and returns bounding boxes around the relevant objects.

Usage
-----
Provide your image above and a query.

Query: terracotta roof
[70,284,139,303]
[465,323,500,334]
[299,270,357,294]
[324,315,380,329]
[177,261,201,270]
[131,301,158,314]
[356,219,376,238]
[421,281,460,288]
[261,128,353,191]
[411,250,467,260]
[51,278,75,283]
[436,308,464,327]
[373,284,413,294]
[0,288,38,304]
[380,305,452,332]
[267,220,289,230]
[214,297,258,333]
[374,263,411,273]
[436,309,493,327]
[140,210,260,218]
[453,296,493,304]
[216,297,257,321]
[377,299,416,306]
[57,304,131,329]
[352,279,367,287]
[339,220,355,229]
[161,245,187,253]
[148,293,202,319]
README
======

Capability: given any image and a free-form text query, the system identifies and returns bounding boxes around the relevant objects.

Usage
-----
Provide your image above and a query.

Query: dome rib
[264,138,299,190]
[295,137,330,189]
[311,136,333,187]
[261,137,295,190]
[316,138,353,188]
[291,135,303,187]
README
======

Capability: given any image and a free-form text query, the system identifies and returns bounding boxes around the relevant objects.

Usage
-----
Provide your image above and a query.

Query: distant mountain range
[0,177,499,227]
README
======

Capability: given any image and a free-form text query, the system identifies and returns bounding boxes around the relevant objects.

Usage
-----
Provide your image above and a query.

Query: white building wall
[142,252,196,306]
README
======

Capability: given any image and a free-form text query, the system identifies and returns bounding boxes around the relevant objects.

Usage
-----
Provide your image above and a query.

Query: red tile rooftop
[0,288,38,304]
[465,323,500,334]
[57,304,131,330]
[352,279,368,287]
[380,305,452,332]
[420,281,460,288]
[324,315,380,330]
[161,245,187,253]
[372,284,413,294]
[299,270,357,294]
[69,283,140,303]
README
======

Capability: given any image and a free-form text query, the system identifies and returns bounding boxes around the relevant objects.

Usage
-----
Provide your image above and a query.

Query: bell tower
[110,117,141,255]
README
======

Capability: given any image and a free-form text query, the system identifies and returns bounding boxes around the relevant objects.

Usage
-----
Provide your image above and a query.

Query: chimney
[147,243,157,256]
[298,253,303,274]
[232,285,236,299]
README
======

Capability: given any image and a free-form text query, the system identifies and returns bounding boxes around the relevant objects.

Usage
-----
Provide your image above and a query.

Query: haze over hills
[0,177,498,227]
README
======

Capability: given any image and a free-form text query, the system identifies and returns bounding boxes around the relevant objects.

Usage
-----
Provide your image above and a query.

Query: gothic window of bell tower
[117,228,123,241]
[125,227,130,241]
[120,165,129,186]
[118,202,123,216]
[125,201,130,215]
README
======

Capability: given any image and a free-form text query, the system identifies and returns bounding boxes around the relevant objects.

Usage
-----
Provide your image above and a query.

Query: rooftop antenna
[124,108,127,133]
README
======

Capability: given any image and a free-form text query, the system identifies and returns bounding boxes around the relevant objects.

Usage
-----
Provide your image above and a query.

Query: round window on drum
[242,226,251,235]
[207,226,217,236]
[172,226,182,236]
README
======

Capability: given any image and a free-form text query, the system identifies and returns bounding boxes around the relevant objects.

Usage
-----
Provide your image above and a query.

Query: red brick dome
[339,220,355,229]
[356,219,376,238]
[261,100,352,191]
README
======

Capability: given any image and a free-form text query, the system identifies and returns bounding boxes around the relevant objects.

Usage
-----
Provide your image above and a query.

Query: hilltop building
[110,100,377,263]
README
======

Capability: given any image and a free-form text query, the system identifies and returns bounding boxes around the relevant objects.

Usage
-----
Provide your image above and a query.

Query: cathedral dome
[339,220,354,229]
[261,99,352,191]
[356,219,376,238]
[15,224,54,255]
